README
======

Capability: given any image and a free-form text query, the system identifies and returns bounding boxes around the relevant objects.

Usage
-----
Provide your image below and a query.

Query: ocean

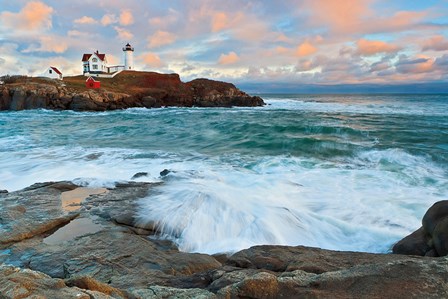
[1,94,447,254]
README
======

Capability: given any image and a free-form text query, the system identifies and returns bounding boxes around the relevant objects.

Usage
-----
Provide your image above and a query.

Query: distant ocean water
[1,94,447,254]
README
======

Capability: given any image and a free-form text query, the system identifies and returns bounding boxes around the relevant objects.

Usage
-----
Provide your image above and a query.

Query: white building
[82,43,135,77]
[82,51,108,74]
[43,66,63,80]
[123,43,134,70]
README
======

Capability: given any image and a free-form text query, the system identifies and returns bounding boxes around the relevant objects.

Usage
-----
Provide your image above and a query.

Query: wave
[262,96,448,116]
[135,149,448,254]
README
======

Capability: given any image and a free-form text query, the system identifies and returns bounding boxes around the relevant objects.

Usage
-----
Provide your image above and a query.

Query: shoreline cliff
[0,71,265,111]
[1,180,447,298]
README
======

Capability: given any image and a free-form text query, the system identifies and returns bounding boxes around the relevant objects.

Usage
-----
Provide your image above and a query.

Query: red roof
[96,53,106,61]
[50,67,62,75]
[82,54,92,62]
[85,76,99,82]
[82,52,106,62]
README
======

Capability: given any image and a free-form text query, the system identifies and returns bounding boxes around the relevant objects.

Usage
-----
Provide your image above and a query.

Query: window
[92,58,98,62]
[93,65,98,70]
[49,70,52,74]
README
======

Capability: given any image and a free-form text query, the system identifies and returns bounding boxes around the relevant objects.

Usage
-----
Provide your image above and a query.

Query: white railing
[83,70,123,78]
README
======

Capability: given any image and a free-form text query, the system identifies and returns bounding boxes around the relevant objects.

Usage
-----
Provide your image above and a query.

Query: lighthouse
[123,43,134,70]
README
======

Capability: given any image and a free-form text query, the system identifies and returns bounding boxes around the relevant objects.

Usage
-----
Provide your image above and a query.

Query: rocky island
[1,179,447,298]
[0,71,264,111]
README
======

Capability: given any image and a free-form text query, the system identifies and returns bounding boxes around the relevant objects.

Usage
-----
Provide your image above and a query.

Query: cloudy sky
[0,0,447,89]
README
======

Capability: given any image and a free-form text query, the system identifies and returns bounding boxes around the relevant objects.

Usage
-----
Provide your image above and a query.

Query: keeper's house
[82,51,108,74]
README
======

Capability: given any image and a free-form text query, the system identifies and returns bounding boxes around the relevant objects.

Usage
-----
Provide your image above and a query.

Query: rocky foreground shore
[0,72,264,111]
[1,181,447,298]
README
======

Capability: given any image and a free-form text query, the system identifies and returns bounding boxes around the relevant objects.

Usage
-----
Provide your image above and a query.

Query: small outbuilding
[86,76,100,89]
[43,66,63,80]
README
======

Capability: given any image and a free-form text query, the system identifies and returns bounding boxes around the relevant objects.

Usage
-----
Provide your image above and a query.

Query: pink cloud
[218,52,240,65]
[101,14,117,26]
[295,41,317,57]
[0,1,54,31]
[396,55,435,74]
[140,53,164,68]
[22,36,68,54]
[275,33,294,44]
[422,35,448,52]
[149,9,180,28]
[119,10,134,26]
[377,11,427,32]
[114,27,133,40]
[301,0,429,36]
[148,31,177,48]
[356,39,400,56]
[212,12,229,32]
[74,16,97,25]
[295,59,316,72]
[275,46,290,55]
[302,0,372,34]
[369,61,392,72]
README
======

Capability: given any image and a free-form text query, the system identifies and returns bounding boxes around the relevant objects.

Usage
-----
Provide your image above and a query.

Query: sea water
[1,94,447,254]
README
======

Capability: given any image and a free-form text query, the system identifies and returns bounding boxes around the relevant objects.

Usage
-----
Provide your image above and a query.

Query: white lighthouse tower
[123,43,134,70]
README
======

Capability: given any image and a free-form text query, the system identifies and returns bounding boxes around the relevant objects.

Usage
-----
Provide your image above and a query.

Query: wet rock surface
[1,182,448,298]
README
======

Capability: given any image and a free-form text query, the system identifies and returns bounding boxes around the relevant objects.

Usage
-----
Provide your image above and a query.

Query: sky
[0,0,447,91]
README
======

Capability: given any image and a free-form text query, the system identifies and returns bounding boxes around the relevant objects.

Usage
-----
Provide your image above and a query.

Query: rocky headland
[0,72,264,111]
[1,179,447,298]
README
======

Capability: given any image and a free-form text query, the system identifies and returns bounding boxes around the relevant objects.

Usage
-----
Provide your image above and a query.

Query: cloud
[148,31,177,48]
[141,53,164,67]
[356,39,400,56]
[218,52,240,65]
[275,46,290,55]
[148,8,180,28]
[295,41,317,57]
[190,7,273,43]
[74,16,97,25]
[212,12,229,32]
[300,0,429,36]
[301,0,372,34]
[231,13,272,42]
[22,36,68,53]
[422,36,448,52]
[0,1,54,31]
[295,59,317,72]
[395,55,435,74]
[369,61,392,72]
[275,33,294,44]
[119,10,134,26]
[101,14,117,26]
[434,54,448,68]
[114,27,133,40]
[376,11,427,33]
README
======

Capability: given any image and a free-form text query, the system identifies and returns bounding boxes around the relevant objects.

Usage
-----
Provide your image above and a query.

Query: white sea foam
[136,149,448,254]
[1,138,445,255]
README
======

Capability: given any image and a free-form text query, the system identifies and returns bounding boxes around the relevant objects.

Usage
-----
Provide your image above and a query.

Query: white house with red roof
[82,50,108,74]
[43,66,63,80]
[81,43,135,78]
